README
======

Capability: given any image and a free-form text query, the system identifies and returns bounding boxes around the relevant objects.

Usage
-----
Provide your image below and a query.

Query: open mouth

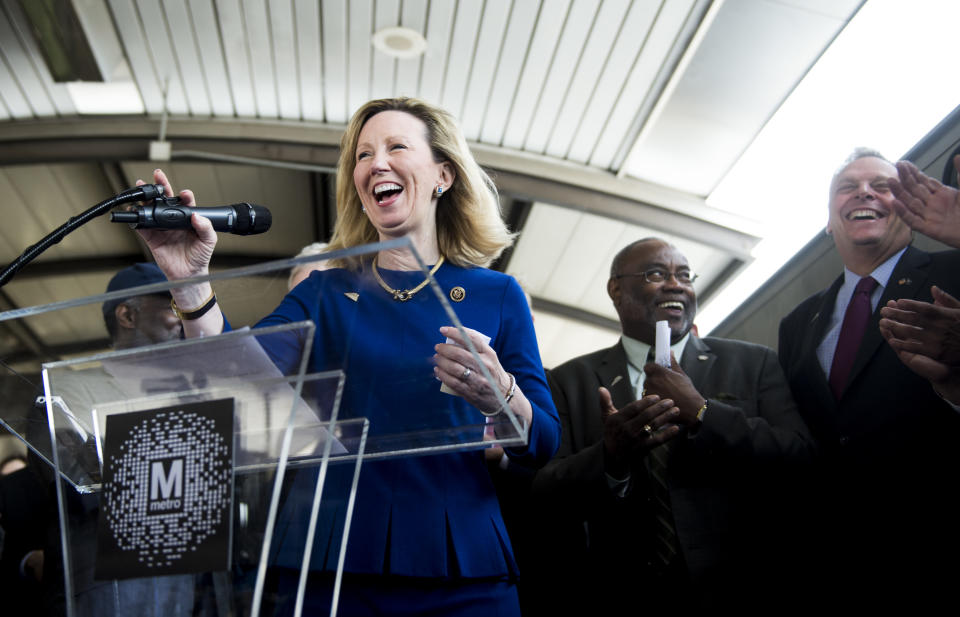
[658,301,685,312]
[848,208,882,221]
[374,182,403,204]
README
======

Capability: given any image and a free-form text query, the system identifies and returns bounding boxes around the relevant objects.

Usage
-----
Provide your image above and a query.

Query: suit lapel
[846,247,930,392]
[680,335,714,390]
[597,342,635,409]
[800,277,842,408]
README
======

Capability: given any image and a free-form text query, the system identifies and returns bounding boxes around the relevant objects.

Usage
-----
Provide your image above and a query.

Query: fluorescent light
[698,0,960,334]
[66,81,145,115]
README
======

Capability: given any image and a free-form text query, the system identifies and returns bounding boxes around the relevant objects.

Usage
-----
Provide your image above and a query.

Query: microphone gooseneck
[0,184,167,288]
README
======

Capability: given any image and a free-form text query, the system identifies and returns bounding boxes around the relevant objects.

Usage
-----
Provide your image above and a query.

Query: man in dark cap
[102,262,182,349]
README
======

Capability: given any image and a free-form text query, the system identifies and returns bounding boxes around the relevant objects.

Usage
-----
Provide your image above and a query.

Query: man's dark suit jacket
[778,246,960,607]
[529,335,813,610]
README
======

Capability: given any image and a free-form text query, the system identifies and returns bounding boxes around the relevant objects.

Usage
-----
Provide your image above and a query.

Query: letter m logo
[150,459,183,500]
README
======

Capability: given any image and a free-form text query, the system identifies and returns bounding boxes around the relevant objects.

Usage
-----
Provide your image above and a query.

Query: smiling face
[352,110,453,242]
[608,240,697,345]
[827,156,911,269]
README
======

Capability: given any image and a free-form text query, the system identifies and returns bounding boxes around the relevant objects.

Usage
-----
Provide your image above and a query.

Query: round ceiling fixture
[372,27,427,59]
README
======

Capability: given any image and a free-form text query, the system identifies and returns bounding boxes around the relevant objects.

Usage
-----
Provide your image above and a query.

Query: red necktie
[829,276,879,399]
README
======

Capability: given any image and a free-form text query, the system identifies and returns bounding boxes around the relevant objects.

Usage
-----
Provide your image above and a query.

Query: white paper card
[655,320,671,367]
[440,328,491,395]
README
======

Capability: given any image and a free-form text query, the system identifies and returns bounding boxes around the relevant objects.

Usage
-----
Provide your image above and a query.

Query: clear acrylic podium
[0,239,528,617]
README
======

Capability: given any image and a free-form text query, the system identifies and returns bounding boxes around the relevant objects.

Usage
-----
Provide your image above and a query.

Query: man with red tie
[778,148,960,610]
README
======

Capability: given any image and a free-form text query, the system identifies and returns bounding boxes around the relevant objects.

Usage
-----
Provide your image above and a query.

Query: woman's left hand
[433,326,531,424]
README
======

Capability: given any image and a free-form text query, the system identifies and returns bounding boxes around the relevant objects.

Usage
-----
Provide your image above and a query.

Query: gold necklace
[371,255,445,301]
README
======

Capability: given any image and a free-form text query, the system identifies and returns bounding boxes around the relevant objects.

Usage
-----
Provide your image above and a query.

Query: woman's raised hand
[134,168,217,281]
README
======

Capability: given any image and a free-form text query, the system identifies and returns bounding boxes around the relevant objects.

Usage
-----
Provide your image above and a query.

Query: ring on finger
[460,367,472,380]
[641,424,654,438]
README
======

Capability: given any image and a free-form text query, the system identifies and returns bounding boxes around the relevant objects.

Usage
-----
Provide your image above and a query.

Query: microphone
[111,196,272,235]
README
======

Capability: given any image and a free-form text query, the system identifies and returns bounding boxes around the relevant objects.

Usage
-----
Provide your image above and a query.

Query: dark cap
[102,262,171,319]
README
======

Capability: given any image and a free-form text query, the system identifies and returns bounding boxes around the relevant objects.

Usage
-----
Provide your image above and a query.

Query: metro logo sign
[96,399,234,579]
[149,458,184,513]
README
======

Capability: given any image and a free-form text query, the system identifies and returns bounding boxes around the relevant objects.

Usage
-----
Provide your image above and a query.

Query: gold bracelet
[171,290,217,320]
[480,373,518,417]
[696,400,708,422]
[504,373,517,403]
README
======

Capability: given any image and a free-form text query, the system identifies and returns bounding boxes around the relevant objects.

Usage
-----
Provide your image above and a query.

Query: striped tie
[647,440,678,565]
[639,347,680,565]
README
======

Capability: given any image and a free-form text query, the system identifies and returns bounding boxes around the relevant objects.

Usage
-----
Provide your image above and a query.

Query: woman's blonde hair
[326,97,512,268]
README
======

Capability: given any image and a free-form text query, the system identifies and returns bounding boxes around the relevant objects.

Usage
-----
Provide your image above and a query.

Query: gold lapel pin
[450,286,466,302]
[344,292,359,302]
[898,278,911,285]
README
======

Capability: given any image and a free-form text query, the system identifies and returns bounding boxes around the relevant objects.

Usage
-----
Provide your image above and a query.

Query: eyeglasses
[614,268,698,285]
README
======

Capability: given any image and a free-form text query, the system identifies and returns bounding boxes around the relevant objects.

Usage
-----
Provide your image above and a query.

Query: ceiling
[0,0,866,372]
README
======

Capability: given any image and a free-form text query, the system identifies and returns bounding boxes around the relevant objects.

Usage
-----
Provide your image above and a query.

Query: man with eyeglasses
[778,149,960,609]
[528,237,812,612]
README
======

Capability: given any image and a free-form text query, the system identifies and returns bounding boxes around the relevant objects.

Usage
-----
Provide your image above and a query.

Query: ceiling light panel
[395,3,429,96]
[160,0,213,116]
[347,0,373,114]
[478,0,542,144]
[440,0,483,118]
[459,0,512,138]
[500,0,571,149]
[241,0,278,117]
[321,0,348,122]
[370,0,401,101]
[132,0,193,114]
[418,0,456,104]
[295,0,323,121]
[270,0,300,119]
[522,0,597,154]
[543,0,632,158]
[585,0,698,168]
[564,0,661,163]
[215,0,257,117]
[188,0,235,116]
[107,0,170,115]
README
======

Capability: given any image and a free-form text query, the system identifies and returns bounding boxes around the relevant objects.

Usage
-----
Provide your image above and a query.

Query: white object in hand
[440,328,491,395]
[655,320,671,367]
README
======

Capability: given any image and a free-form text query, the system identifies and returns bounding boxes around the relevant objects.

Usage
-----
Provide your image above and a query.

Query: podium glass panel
[0,239,529,616]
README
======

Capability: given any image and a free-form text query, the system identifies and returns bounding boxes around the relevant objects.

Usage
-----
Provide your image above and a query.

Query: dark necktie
[829,276,879,399]
[642,349,679,566]
[647,441,678,566]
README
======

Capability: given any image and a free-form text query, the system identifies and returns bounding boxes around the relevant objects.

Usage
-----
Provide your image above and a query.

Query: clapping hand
[880,285,960,404]
[889,156,960,249]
